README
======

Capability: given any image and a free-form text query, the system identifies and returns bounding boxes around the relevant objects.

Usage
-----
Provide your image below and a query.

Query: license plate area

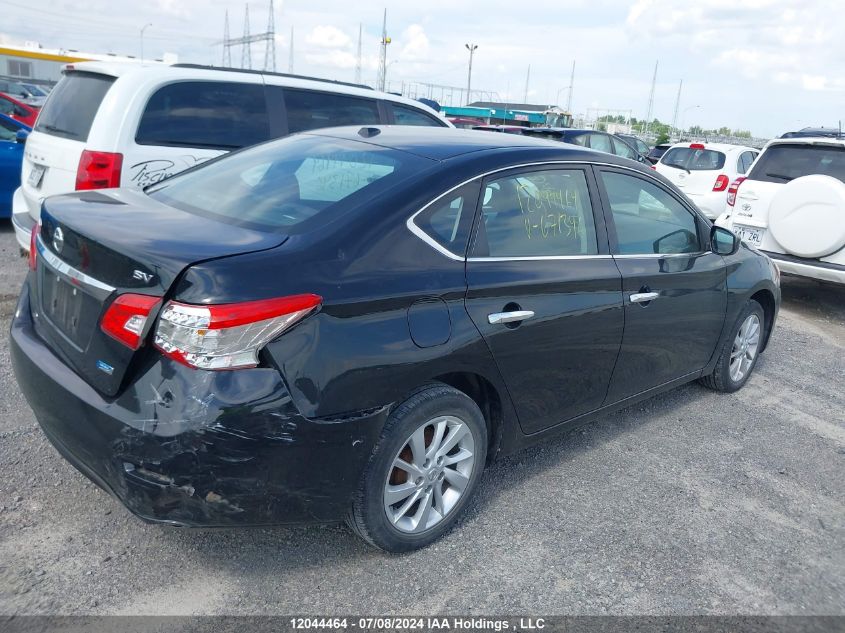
[28,164,45,189]
[40,271,100,350]
[733,224,765,247]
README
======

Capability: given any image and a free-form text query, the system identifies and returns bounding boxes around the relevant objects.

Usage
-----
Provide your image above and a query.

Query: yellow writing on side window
[516,185,584,240]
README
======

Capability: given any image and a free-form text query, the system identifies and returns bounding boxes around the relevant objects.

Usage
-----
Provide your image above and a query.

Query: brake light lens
[713,174,730,192]
[726,177,746,207]
[101,294,162,350]
[154,294,322,370]
[76,150,123,190]
[690,143,705,149]
[28,222,39,270]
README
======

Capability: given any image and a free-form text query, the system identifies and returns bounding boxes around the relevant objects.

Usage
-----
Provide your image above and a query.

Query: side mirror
[15,129,29,144]
[711,225,739,256]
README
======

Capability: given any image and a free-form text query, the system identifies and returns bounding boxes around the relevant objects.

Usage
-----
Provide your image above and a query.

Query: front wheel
[700,299,765,392]
[347,384,487,552]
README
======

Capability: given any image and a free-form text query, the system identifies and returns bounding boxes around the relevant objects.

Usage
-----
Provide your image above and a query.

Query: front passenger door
[596,168,727,404]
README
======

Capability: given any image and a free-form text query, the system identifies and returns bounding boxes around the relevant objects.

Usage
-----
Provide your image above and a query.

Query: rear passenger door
[464,166,624,433]
[595,167,727,404]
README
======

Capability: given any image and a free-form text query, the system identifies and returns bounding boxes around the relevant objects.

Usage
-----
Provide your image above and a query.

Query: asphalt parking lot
[0,221,842,616]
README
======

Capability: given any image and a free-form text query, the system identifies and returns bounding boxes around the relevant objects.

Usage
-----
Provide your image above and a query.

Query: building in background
[441,101,572,128]
[0,43,177,89]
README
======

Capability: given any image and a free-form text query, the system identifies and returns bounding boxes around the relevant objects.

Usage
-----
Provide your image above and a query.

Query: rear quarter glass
[146,133,434,233]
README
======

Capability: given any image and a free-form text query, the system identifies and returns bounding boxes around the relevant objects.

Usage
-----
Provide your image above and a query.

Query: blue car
[0,113,29,218]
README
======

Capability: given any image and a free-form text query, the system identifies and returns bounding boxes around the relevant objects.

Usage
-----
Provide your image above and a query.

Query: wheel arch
[429,372,506,465]
[749,287,777,352]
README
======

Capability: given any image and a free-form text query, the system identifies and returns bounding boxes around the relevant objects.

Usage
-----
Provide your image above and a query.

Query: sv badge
[132,270,154,284]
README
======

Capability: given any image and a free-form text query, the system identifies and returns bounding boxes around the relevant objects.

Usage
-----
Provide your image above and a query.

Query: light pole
[140,23,153,62]
[680,104,701,138]
[465,43,478,105]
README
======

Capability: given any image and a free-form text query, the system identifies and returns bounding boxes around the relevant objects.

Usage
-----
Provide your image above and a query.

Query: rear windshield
[661,147,726,171]
[748,143,845,183]
[34,72,114,141]
[147,134,433,233]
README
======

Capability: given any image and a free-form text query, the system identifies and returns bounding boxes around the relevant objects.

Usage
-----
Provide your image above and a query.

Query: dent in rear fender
[265,297,508,421]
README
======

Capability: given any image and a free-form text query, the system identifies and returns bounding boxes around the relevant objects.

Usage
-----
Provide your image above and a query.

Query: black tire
[700,299,765,393]
[347,384,488,552]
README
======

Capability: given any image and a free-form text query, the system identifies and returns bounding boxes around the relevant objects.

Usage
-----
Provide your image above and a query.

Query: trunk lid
[32,188,287,395]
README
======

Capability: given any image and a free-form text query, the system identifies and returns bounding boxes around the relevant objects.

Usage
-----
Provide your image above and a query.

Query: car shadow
[151,377,714,571]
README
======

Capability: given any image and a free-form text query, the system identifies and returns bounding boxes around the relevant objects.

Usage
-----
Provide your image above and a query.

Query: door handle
[488,310,535,325]
[630,291,660,304]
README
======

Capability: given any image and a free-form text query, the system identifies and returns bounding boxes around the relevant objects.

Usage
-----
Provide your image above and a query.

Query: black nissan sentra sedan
[11,127,780,552]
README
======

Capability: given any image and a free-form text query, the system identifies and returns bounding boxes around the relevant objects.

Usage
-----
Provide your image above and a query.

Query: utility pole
[140,23,152,62]
[222,11,231,66]
[377,9,391,91]
[288,26,294,73]
[524,64,530,103]
[671,79,683,138]
[465,43,478,105]
[263,0,276,72]
[644,60,658,134]
[241,4,251,69]
[355,23,363,84]
[566,59,575,113]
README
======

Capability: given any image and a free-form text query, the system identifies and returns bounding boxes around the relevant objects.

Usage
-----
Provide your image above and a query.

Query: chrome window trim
[467,255,613,262]
[406,159,684,261]
[613,252,707,259]
[36,234,116,293]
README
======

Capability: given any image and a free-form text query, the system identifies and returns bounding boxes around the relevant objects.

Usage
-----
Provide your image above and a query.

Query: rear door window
[588,133,613,153]
[748,144,845,183]
[661,147,726,170]
[390,103,445,127]
[0,117,19,141]
[284,89,380,133]
[612,137,637,160]
[34,72,115,141]
[472,169,599,257]
[136,81,270,150]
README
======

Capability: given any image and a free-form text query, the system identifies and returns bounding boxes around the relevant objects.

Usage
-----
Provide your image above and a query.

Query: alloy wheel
[729,313,761,382]
[383,415,476,534]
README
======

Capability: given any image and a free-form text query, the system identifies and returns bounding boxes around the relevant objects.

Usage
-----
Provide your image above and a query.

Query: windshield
[748,143,845,183]
[147,133,434,233]
[34,72,114,141]
[661,147,726,171]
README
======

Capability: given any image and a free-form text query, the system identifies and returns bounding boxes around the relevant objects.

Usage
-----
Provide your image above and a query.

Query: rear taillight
[76,150,123,191]
[690,143,705,149]
[154,294,322,370]
[726,176,746,207]
[28,222,39,270]
[713,174,730,192]
[101,294,162,350]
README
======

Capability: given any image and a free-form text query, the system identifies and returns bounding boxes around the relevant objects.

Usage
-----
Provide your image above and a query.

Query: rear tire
[700,300,765,392]
[347,384,487,552]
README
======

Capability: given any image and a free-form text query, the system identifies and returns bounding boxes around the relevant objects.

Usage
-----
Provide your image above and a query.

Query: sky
[1,0,842,138]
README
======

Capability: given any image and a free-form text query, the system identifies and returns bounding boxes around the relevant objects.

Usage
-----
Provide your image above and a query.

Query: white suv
[655,142,758,219]
[13,61,450,251]
[715,137,845,285]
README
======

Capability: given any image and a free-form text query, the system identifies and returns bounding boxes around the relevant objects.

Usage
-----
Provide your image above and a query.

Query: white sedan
[655,142,759,219]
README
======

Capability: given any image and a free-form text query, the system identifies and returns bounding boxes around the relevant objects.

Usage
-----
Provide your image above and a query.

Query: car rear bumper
[764,251,845,285]
[10,282,386,527]
[12,187,35,251]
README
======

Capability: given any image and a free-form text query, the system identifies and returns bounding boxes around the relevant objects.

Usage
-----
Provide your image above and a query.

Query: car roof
[666,141,756,153]
[62,61,449,122]
[764,136,845,148]
[303,125,647,163]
